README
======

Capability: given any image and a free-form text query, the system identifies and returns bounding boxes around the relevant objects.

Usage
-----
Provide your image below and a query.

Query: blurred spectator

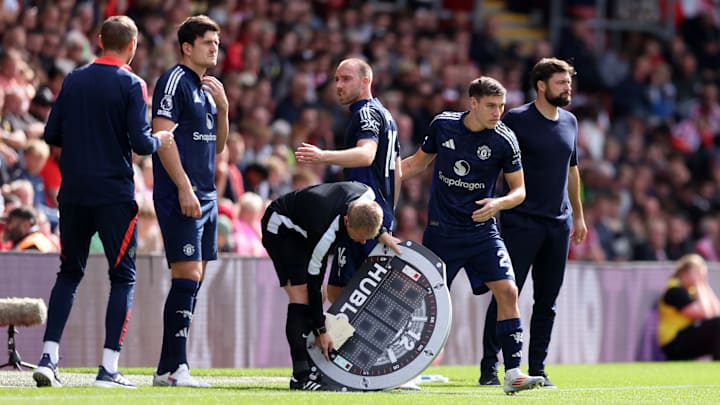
[217,213,235,253]
[394,204,424,244]
[10,138,49,209]
[556,18,604,92]
[274,71,312,124]
[291,167,320,190]
[1,205,56,252]
[666,213,696,260]
[695,214,720,261]
[233,192,266,257]
[568,196,606,261]
[218,131,246,203]
[594,191,632,261]
[633,217,669,261]
[469,14,502,70]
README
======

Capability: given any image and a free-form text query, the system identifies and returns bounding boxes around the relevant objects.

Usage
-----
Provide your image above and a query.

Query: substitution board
[307,240,452,391]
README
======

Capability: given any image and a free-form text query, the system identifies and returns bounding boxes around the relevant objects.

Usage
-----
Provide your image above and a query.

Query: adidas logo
[442,139,456,150]
[303,380,323,390]
[175,328,189,338]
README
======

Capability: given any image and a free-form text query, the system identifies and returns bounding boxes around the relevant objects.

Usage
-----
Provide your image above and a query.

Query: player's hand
[201,76,228,111]
[154,130,175,150]
[472,198,500,223]
[315,332,335,361]
[295,142,325,165]
[178,187,202,218]
[378,232,402,255]
[571,217,588,244]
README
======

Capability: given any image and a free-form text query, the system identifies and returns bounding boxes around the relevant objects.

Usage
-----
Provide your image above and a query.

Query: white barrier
[1,253,718,368]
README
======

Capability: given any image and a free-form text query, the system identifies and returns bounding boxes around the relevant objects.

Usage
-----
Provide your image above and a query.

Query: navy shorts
[422,219,515,295]
[328,236,377,287]
[154,196,217,265]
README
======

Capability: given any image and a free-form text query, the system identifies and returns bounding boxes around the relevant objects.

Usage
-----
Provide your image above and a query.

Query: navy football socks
[497,318,523,371]
[157,278,199,375]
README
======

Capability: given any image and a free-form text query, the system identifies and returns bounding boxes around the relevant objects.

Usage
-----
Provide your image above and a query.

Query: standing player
[481,58,587,388]
[33,15,174,388]
[401,76,544,395]
[151,15,228,388]
[295,58,401,302]
[261,181,383,391]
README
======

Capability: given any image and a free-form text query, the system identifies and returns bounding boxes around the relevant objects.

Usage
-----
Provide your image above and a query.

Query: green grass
[1,362,719,404]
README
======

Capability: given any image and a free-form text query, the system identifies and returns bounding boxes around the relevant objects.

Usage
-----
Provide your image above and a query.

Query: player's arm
[401,148,435,180]
[295,138,377,167]
[153,117,201,218]
[307,272,334,360]
[472,169,526,223]
[393,155,402,209]
[127,80,168,155]
[201,76,229,154]
[568,165,587,243]
[677,291,710,320]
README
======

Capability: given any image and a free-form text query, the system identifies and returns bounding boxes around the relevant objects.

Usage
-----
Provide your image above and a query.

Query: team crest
[477,145,491,160]
[182,243,196,256]
[206,113,214,130]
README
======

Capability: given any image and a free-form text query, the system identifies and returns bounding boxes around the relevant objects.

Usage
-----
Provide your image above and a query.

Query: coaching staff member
[33,15,173,389]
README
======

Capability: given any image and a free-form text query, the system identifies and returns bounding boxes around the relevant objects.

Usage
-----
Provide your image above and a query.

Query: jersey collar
[177,63,202,83]
[94,56,132,70]
[349,98,372,113]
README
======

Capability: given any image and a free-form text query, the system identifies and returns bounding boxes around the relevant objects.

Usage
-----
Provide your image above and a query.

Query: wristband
[376,226,389,239]
[312,326,327,337]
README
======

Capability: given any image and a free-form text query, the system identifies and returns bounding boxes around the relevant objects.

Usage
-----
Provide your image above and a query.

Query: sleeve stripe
[359,188,376,201]
[308,216,340,275]
[164,66,184,96]
[496,121,521,155]
[429,111,462,126]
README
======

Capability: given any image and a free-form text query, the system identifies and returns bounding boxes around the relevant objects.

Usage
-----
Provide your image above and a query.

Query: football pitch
[1,362,718,404]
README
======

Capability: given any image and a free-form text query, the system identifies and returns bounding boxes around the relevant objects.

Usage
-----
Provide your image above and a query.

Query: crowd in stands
[1,0,720,262]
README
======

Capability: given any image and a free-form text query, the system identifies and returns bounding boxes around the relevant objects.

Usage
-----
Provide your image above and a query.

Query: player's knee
[57,266,85,283]
[109,272,136,286]
[326,285,342,303]
[491,282,518,307]
[170,262,204,281]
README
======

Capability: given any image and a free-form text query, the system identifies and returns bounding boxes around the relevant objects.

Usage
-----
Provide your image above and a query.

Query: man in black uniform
[261,181,384,391]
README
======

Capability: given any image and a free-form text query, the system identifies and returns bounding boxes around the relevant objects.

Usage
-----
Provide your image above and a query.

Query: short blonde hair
[24,139,50,159]
[347,199,382,235]
[673,253,707,278]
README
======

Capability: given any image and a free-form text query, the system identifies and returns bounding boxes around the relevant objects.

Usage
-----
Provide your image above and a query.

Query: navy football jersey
[502,102,578,221]
[152,64,218,201]
[421,111,522,228]
[342,98,400,230]
[44,57,160,206]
